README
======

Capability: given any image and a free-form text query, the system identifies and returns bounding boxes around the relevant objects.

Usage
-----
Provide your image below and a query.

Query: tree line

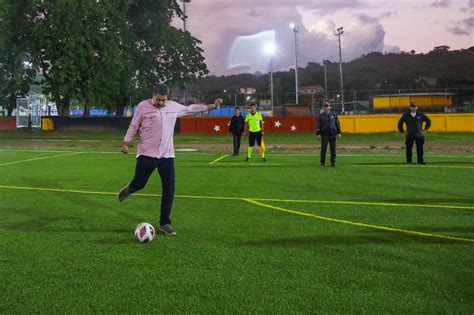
[190,46,474,106]
[0,0,207,116]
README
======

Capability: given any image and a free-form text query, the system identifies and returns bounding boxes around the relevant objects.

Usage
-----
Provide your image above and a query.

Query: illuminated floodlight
[263,42,276,55]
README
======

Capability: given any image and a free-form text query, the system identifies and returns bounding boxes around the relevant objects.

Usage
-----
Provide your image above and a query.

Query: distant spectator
[27,113,32,132]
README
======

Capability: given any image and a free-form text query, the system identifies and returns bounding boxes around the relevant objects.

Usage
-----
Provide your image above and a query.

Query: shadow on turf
[0,219,131,234]
[238,233,472,246]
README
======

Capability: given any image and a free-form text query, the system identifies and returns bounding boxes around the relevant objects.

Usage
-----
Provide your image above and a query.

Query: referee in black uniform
[398,102,431,164]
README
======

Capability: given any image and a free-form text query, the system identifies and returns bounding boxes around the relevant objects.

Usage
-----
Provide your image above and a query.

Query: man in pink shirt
[118,84,222,236]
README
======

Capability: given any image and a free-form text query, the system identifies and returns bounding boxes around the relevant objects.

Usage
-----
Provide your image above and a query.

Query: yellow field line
[1,184,472,243]
[243,199,474,244]
[0,184,472,210]
[254,197,474,210]
[209,154,230,164]
[345,164,474,170]
[0,152,83,166]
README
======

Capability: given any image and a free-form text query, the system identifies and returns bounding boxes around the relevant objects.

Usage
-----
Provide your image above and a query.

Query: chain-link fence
[178,86,474,116]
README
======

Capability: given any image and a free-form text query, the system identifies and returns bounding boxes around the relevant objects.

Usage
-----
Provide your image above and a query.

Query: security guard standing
[316,102,341,167]
[229,107,245,155]
[398,102,431,164]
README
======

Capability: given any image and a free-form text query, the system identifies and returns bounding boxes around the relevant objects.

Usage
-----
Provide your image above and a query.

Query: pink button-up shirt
[124,99,208,158]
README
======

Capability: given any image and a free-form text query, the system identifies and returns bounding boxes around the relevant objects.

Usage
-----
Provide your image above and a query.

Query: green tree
[0,0,36,115]
[1,0,208,116]
[114,0,208,116]
[27,1,130,115]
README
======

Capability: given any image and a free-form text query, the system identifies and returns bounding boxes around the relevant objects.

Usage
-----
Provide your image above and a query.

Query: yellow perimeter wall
[373,95,453,108]
[339,114,474,133]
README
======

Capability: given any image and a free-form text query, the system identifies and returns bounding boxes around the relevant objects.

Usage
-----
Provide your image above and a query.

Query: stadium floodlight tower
[290,23,300,104]
[181,0,191,105]
[335,26,344,114]
[264,42,276,115]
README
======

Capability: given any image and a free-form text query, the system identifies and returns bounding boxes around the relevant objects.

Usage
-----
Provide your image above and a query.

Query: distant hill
[189,46,474,102]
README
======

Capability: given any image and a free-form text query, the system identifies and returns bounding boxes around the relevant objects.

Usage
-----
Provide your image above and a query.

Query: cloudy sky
[176,0,474,75]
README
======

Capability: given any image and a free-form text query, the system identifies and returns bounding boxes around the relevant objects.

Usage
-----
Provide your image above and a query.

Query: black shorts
[249,131,262,147]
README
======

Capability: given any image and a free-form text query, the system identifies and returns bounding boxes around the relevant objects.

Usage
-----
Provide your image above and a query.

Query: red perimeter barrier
[179,116,317,134]
[0,117,16,131]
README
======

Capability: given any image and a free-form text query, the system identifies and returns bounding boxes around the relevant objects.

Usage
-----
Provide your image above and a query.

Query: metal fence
[179,86,474,116]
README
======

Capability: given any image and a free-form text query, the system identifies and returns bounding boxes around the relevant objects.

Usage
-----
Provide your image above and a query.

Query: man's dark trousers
[321,135,336,165]
[128,156,175,225]
[405,134,424,163]
[232,132,242,154]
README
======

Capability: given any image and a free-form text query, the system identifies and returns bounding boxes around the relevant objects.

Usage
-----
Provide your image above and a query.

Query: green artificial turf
[1,146,473,313]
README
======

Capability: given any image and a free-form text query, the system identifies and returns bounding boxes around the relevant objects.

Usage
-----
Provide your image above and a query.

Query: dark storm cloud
[464,16,474,27]
[358,13,379,24]
[183,0,399,75]
[446,16,474,35]
[431,0,452,8]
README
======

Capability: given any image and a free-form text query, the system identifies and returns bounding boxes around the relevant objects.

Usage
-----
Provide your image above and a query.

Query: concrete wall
[1,114,473,134]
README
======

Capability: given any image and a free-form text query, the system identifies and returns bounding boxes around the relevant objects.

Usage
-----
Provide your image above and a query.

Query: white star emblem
[274,120,282,128]
[290,125,297,132]
[213,125,221,132]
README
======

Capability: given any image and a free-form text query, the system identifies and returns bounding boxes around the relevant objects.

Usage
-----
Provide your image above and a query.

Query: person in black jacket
[398,102,431,164]
[229,107,245,155]
[316,102,342,167]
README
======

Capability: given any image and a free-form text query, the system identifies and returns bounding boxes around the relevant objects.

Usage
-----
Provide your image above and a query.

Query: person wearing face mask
[118,83,222,236]
[398,102,431,165]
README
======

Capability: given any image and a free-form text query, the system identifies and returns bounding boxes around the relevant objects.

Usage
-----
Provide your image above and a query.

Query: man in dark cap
[118,83,223,236]
[316,102,341,167]
[398,102,431,164]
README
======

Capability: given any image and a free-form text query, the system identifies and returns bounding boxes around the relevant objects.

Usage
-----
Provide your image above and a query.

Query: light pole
[335,26,344,114]
[290,23,299,104]
[323,59,329,102]
[264,42,276,116]
[180,0,191,105]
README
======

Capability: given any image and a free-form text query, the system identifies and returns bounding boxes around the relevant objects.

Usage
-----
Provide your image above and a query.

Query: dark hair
[153,83,169,96]
[250,103,257,107]
[235,107,240,110]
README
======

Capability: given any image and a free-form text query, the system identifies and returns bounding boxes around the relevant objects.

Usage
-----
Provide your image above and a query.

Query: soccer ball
[134,222,155,243]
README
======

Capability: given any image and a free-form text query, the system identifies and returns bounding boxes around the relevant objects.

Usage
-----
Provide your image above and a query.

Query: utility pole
[291,23,299,104]
[323,59,329,102]
[336,27,344,114]
[270,57,274,115]
[181,0,191,105]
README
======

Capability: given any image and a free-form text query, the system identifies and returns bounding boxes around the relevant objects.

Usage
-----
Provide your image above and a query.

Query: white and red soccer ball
[134,222,155,243]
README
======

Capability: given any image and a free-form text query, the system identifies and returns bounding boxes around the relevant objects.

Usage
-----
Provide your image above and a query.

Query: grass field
[1,132,474,313]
